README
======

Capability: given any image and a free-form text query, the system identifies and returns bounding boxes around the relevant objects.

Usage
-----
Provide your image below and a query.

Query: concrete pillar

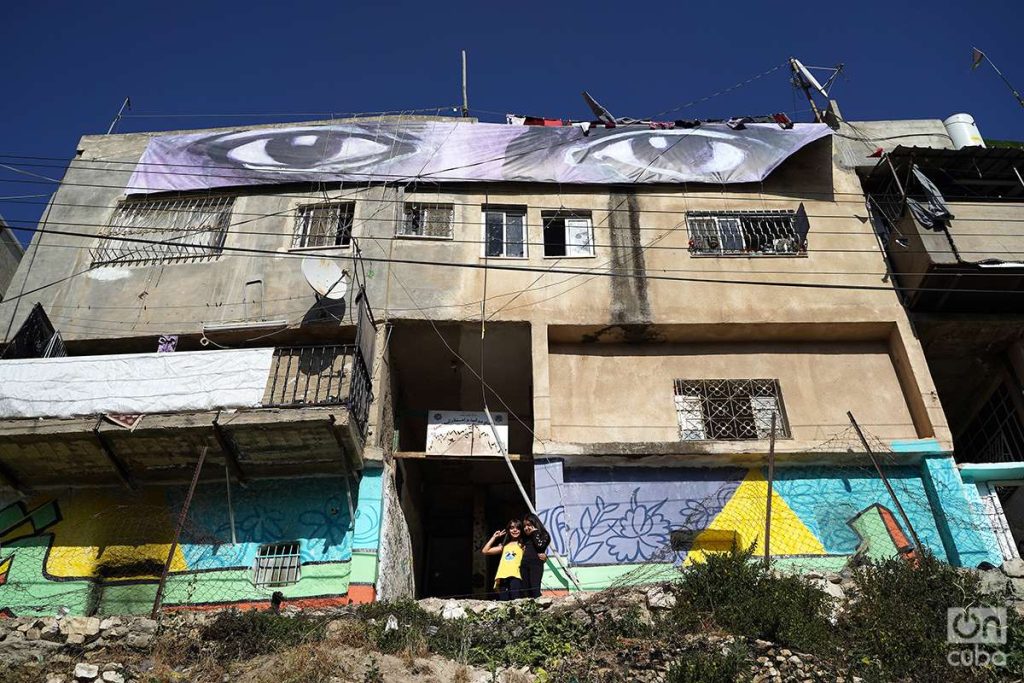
[919,455,1002,567]
[530,322,551,450]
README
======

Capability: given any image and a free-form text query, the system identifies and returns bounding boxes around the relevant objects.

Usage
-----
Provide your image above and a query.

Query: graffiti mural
[0,470,385,617]
[535,456,1002,592]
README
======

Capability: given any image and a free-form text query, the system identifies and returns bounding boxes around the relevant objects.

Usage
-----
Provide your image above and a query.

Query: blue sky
[3,0,1021,246]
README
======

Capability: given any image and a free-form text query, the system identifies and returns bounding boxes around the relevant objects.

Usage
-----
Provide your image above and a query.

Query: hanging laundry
[506,114,526,126]
[649,121,676,130]
[906,165,954,230]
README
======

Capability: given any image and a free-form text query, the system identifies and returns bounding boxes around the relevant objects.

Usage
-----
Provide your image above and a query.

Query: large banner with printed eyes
[126,121,831,193]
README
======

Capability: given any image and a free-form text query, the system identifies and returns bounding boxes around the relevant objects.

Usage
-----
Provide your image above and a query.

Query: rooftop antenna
[971,47,1024,109]
[106,96,132,135]
[789,58,844,124]
[461,50,469,118]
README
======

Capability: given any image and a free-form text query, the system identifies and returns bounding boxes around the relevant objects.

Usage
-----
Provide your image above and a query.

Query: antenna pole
[461,50,469,118]
[789,58,823,123]
[106,96,131,135]
[979,50,1024,109]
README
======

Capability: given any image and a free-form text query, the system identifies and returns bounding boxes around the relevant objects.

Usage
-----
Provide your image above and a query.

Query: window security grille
[957,382,1024,464]
[293,203,354,248]
[674,379,788,441]
[91,196,234,267]
[686,209,806,256]
[542,212,594,257]
[399,203,454,238]
[252,542,302,588]
[484,208,527,257]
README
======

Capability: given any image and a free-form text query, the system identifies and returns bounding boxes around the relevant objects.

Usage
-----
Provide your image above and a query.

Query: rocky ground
[3,558,1024,682]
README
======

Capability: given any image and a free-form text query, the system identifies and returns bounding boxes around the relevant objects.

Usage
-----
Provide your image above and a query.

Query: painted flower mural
[605,490,673,563]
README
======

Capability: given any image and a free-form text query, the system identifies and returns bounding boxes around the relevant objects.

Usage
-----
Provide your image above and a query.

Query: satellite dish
[791,58,830,99]
[302,257,350,300]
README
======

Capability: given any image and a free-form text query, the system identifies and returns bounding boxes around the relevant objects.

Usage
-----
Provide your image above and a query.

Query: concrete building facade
[0,114,1004,615]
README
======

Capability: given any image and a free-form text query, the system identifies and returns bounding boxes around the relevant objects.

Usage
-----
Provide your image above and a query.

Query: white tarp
[0,348,275,419]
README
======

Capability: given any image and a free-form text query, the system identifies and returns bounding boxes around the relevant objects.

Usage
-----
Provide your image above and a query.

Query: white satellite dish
[302,256,350,300]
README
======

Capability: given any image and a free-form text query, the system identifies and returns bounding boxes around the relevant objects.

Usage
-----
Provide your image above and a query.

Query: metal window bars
[674,379,789,441]
[687,211,803,255]
[91,196,234,267]
[399,203,454,237]
[958,382,1024,464]
[293,202,354,248]
[252,542,301,588]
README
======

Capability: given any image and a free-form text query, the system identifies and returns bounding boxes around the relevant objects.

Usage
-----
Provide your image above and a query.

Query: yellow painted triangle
[686,468,825,565]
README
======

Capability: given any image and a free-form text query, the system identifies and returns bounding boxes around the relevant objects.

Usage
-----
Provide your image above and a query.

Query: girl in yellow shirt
[481,519,525,600]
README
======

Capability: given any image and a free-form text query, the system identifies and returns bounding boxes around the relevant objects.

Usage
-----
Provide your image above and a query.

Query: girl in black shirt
[521,514,551,598]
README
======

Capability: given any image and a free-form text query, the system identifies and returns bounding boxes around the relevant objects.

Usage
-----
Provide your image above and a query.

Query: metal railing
[686,210,803,256]
[263,345,373,435]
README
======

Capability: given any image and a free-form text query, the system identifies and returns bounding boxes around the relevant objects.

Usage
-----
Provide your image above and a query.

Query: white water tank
[943,113,986,149]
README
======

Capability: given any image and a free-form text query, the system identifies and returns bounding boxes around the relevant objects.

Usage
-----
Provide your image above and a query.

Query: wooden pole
[151,445,208,619]
[847,412,923,551]
[764,412,777,568]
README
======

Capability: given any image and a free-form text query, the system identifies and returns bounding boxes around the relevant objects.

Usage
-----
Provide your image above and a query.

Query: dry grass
[452,664,472,683]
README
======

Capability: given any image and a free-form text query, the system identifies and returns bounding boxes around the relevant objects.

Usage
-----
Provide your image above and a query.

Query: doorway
[397,457,534,599]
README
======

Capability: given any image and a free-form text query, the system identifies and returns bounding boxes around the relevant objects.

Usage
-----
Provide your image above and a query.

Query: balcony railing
[263,344,373,435]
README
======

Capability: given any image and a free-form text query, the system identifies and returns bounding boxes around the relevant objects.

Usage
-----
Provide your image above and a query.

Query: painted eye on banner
[192,127,420,172]
[563,130,759,180]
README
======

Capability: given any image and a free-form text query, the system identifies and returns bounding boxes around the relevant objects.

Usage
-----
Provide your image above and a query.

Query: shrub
[199,610,327,661]
[838,552,1022,681]
[673,543,835,654]
[666,642,749,683]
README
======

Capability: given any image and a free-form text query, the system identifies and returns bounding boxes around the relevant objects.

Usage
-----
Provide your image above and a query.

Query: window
[686,205,809,256]
[542,211,594,257]
[957,382,1024,464]
[293,202,354,249]
[483,207,527,258]
[252,542,302,588]
[91,196,234,267]
[399,203,454,238]
[674,379,788,441]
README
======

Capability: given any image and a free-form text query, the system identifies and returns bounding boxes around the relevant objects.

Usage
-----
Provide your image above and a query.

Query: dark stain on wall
[608,192,651,324]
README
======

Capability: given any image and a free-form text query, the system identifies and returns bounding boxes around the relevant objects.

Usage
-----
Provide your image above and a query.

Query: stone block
[66,633,86,646]
[1003,558,1024,578]
[99,617,122,631]
[66,617,101,639]
[74,662,99,680]
[101,671,125,683]
[134,618,158,634]
[126,633,154,649]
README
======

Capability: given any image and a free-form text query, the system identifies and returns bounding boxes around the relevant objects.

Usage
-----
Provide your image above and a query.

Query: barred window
[252,542,302,588]
[293,202,354,249]
[674,379,788,441]
[399,203,454,238]
[687,206,809,256]
[91,196,233,267]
